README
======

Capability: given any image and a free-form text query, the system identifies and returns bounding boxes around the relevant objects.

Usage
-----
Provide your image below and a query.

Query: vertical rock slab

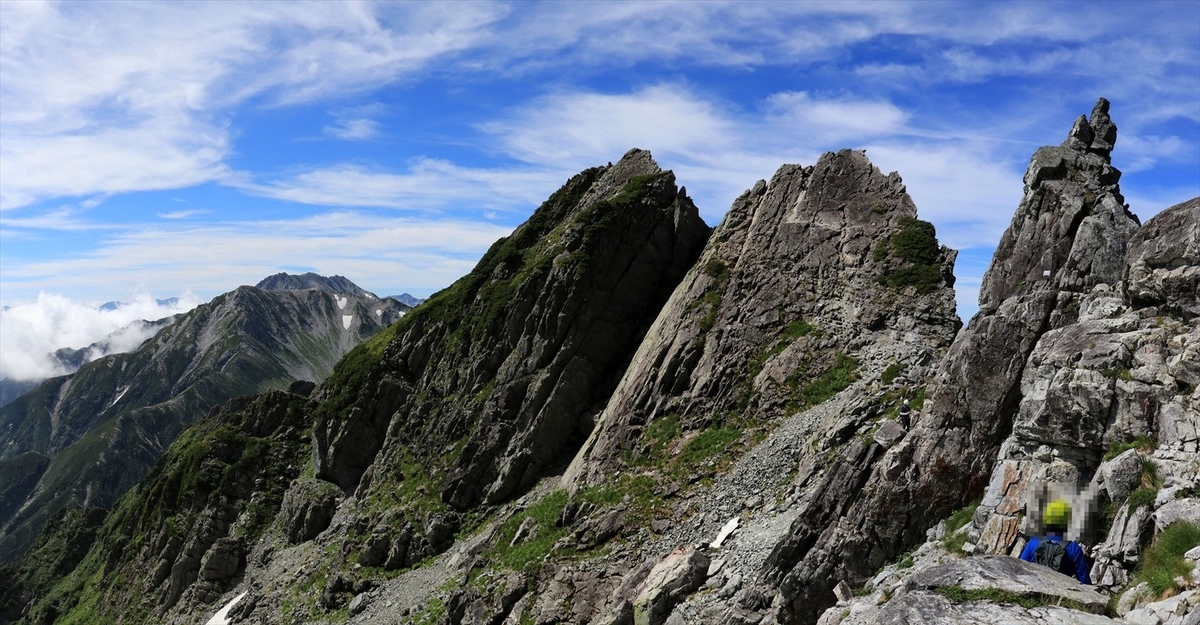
[762,99,1143,623]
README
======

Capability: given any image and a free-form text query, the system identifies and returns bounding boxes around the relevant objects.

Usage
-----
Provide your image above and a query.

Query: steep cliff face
[567,148,959,490]
[968,195,1199,575]
[816,197,1198,625]
[312,148,709,513]
[0,280,405,564]
[761,98,1161,623]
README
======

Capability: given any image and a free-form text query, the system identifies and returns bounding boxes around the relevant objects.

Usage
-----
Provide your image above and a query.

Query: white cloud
[324,117,380,141]
[1,212,513,305]
[481,85,740,169]
[323,103,387,141]
[479,84,1022,247]
[766,92,910,144]
[0,1,506,210]
[0,291,202,381]
[862,143,1023,250]
[157,209,211,220]
[236,160,564,212]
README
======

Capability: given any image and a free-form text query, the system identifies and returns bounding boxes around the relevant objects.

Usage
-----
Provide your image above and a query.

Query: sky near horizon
[1,1,1198,379]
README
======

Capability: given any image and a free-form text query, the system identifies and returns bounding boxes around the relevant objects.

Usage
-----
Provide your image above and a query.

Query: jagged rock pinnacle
[1062,97,1117,160]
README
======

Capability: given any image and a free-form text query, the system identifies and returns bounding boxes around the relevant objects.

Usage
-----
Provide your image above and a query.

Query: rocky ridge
[567,148,959,491]
[7,100,1198,625]
[7,149,711,623]
[250,147,962,625]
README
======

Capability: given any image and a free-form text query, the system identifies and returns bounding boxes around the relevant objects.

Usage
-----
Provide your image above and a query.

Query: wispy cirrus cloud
[324,118,380,141]
[234,159,563,214]
[0,1,506,210]
[157,209,212,220]
[323,104,388,141]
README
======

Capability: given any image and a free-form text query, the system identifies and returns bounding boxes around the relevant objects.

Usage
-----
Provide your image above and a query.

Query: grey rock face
[567,148,958,490]
[763,99,1148,623]
[279,478,340,544]
[1126,198,1200,318]
[837,590,1122,625]
[969,204,1200,563]
[904,555,1108,613]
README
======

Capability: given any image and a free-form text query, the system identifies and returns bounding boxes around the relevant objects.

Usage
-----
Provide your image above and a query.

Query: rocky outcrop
[279,478,341,544]
[905,555,1108,613]
[763,98,1152,623]
[567,148,958,490]
[1125,198,1200,319]
[966,197,1199,578]
[817,508,1200,625]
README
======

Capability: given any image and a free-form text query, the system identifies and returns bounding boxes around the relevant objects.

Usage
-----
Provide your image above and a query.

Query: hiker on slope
[1019,500,1092,584]
[898,398,912,429]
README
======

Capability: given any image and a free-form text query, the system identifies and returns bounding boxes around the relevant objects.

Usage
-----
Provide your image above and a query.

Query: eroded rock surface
[762,98,1190,624]
[569,148,958,490]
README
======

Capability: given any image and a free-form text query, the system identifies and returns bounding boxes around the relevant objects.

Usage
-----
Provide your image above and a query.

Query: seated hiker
[898,398,912,429]
[1019,500,1092,584]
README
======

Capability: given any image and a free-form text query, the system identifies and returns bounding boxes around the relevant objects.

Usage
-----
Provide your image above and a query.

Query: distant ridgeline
[5,101,1199,625]
[0,275,409,568]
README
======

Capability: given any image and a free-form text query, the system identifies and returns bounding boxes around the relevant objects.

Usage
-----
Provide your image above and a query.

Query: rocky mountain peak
[980,97,1136,312]
[310,149,709,515]
[1062,97,1118,158]
[254,272,379,299]
[567,147,959,492]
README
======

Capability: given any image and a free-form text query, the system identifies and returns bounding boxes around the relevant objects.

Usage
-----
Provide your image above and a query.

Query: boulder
[1098,449,1143,504]
[279,478,340,544]
[198,539,242,582]
[632,548,711,625]
[905,555,1108,614]
[1154,498,1200,530]
[853,590,1122,625]
[873,421,907,448]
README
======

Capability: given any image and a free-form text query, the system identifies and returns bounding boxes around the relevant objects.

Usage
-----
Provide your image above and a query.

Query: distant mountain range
[0,274,408,564]
[98,297,180,312]
[384,293,425,307]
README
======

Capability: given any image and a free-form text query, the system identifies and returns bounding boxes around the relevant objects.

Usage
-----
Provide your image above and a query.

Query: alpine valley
[1,100,1196,625]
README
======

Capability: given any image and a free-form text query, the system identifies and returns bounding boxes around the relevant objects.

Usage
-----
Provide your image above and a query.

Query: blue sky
[1,1,1198,377]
